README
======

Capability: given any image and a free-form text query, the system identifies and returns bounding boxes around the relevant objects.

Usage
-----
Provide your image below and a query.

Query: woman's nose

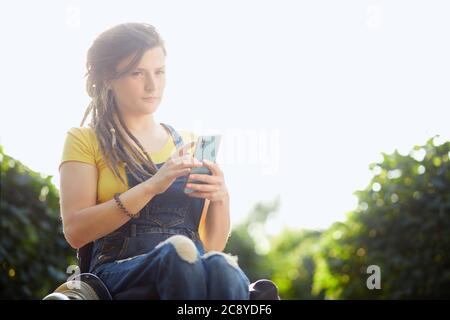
[144,75,157,91]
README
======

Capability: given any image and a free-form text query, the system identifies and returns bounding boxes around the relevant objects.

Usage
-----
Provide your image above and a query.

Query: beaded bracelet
[113,193,139,219]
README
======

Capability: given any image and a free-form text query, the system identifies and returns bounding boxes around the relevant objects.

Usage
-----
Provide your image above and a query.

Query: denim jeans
[93,234,250,300]
[89,123,250,300]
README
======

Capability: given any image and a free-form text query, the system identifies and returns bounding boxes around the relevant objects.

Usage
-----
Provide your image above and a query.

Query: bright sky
[1,0,449,232]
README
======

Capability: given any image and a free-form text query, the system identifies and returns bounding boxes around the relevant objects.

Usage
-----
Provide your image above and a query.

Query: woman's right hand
[145,141,203,195]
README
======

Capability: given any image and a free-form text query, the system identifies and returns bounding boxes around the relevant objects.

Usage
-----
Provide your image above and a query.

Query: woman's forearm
[63,181,156,249]
[203,195,231,252]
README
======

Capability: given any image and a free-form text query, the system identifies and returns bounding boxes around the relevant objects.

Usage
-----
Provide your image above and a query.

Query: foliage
[226,197,325,299]
[313,136,450,299]
[0,145,76,299]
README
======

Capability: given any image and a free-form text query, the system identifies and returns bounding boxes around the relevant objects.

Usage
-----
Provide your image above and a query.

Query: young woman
[59,22,250,299]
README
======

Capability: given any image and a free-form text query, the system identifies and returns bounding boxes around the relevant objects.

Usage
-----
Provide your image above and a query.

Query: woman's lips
[142,97,158,102]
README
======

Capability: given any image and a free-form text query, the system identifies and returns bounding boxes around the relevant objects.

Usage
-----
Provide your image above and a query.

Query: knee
[203,251,240,270]
[155,235,199,264]
[203,251,250,296]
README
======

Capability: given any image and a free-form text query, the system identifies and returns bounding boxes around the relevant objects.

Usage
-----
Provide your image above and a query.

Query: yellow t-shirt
[59,125,208,238]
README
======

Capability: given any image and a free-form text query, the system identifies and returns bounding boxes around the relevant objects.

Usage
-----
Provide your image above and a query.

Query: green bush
[313,137,450,299]
[267,228,324,299]
[0,145,76,299]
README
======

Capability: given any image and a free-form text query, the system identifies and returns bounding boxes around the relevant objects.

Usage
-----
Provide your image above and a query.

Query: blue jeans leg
[94,235,207,300]
[202,251,250,300]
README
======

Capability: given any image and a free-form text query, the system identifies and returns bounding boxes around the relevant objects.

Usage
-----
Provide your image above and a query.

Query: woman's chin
[140,104,159,114]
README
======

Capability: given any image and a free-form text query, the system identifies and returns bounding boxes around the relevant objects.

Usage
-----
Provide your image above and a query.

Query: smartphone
[184,135,222,194]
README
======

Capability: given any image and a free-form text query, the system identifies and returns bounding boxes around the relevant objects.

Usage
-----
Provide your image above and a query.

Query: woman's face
[110,46,166,116]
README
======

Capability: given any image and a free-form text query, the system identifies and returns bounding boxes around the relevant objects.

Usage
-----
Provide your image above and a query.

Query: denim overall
[89,123,250,300]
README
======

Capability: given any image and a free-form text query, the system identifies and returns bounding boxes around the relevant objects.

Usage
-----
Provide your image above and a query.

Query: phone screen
[184,135,221,194]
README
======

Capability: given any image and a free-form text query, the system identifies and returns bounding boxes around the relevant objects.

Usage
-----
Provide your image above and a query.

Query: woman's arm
[202,195,231,252]
[60,161,157,249]
[186,159,231,252]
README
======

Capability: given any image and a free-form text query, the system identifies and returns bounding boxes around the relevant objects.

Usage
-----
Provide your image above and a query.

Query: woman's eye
[131,70,164,77]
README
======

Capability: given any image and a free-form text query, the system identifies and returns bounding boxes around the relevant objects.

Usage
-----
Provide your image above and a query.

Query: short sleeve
[59,127,97,171]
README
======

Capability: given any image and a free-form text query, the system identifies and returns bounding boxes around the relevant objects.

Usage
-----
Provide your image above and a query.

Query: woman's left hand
[185,159,229,202]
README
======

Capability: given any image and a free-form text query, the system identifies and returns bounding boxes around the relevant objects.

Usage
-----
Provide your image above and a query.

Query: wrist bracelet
[113,193,139,219]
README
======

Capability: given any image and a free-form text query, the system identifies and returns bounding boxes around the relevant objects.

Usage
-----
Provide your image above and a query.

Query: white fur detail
[155,235,198,264]
[203,251,239,269]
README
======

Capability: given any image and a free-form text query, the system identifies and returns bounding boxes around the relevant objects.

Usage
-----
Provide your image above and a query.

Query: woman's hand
[145,142,202,195]
[185,159,229,203]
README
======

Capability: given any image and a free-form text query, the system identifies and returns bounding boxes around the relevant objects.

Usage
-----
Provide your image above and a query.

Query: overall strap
[161,123,184,150]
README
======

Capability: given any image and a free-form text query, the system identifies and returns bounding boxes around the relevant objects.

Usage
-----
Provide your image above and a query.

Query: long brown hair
[81,22,167,185]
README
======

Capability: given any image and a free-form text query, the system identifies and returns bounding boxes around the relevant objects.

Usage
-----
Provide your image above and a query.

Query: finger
[184,154,203,166]
[176,141,196,157]
[187,192,209,199]
[173,156,202,169]
[170,143,193,160]
[172,167,192,178]
[185,182,218,192]
[201,159,222,176]
[188,174,217,184]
